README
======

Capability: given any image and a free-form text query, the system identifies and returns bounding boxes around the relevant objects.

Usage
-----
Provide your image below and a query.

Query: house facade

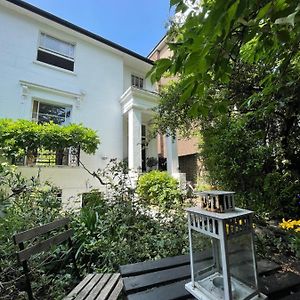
[0,0,179,208]
[148,36,204,184]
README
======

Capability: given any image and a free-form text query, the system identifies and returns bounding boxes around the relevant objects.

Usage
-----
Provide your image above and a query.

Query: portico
[120,86,180,177]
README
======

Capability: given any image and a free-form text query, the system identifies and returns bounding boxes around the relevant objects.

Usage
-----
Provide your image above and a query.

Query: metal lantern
[197,191,235,213]
[185,191,267,300]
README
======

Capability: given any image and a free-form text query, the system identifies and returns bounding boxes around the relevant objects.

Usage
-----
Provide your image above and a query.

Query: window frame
[37,32,76,72]
[131,74,144,89]
[31,99,72,125]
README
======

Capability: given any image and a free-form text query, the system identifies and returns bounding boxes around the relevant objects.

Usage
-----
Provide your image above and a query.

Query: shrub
[0,161,190,299]
[136,170,182,210]
[0,163,71,300]
[71,194,189,273]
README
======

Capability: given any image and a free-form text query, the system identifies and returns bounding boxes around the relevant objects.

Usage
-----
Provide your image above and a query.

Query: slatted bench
[120,252,300,300]
[13,218,122,300]
[64,273,123,300]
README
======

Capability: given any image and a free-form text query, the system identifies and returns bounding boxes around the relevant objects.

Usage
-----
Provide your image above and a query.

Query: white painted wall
[0,2,156,208]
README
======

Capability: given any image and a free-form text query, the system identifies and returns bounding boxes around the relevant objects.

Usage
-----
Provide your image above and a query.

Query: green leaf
[170,0,181,8]
[148,58,172,83]
[275,9,299,27]
[256,2,272,20]
[179,80,194,104]
[225,0,240,35]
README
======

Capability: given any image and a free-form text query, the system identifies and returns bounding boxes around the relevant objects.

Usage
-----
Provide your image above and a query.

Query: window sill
[20,165,81,169]
[33,60,77,76]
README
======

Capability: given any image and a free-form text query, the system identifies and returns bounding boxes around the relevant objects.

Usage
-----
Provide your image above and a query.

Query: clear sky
[23,0,172,57]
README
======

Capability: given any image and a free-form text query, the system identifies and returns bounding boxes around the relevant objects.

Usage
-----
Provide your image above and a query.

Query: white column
[128,108,142,171]
[166,135,179,175]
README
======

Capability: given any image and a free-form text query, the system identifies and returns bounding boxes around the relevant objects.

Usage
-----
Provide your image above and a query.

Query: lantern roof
[186,207,253,220]
[195,190,235,196]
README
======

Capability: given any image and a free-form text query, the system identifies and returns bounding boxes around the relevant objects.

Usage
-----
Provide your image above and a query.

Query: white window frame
[32,99,72,125]
[131,74,144,89]
[37,32,76,70]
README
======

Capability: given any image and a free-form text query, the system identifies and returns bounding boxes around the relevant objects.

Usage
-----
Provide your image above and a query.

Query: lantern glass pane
[228,233,258,299]
[191,232,226,299]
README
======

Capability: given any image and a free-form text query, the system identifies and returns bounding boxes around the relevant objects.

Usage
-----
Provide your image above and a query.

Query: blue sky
[24,0,172,57]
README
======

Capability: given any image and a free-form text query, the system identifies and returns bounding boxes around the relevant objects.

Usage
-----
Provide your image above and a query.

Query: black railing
[14,147,80,167]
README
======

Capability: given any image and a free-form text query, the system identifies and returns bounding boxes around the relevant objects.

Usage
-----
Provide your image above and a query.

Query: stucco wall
[0,3,155,208]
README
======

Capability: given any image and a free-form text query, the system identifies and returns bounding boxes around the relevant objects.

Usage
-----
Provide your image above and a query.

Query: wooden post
[19,242,34,300]
[65,224,81,280]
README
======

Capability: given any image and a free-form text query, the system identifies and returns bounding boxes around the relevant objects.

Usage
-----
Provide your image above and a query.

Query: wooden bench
[119,252,300,300]
[13,218,122,300]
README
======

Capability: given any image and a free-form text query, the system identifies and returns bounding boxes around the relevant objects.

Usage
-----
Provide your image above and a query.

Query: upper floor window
[32,100,71,125]
[131,74,144,89]
[37,33,75,71]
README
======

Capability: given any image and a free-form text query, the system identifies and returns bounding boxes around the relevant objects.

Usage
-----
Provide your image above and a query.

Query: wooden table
[120,253,300,300]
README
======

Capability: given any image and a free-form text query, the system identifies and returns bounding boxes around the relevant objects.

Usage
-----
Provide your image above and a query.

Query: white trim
[120,86,159,114]
[20,80,84,110]
[20,80,84,99]
[33,60,77,76]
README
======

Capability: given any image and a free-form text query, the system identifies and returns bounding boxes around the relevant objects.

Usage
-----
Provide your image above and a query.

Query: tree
[149,0,300,217]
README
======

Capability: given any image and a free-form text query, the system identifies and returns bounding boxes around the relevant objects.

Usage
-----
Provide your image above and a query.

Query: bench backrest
[13,218,79,300]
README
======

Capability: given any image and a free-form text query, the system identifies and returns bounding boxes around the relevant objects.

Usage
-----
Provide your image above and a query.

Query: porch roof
[120,87,159,115]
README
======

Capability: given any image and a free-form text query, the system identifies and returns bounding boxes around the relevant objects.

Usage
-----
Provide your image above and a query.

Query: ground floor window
[16,99,77,167]
[32,100,71,125]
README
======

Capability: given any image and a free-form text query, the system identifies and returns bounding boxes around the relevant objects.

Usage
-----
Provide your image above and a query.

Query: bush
[71,194,189,273]
[201,114,300,219]
[0,161,190,299]
[0,163,72,300]
[136,170,182,210]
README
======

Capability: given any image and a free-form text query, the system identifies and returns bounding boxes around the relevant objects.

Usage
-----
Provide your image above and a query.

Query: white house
[0,0,180,208]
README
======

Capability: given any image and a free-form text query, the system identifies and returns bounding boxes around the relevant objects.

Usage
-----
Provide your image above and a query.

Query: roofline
[5,0,154,65]
[147,34,168,58]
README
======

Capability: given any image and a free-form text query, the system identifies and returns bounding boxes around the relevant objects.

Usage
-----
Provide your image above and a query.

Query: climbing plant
[0,119,100,161]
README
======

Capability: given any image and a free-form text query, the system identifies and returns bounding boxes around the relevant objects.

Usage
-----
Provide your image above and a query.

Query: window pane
[40,33,74,58]
[39,102,65,117]
[33,101,71,125]
[131,75,144,89]
[37,50,74,71]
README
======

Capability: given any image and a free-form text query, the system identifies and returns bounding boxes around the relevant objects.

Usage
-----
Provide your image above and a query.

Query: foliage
[0,160,190,299]
[0,163,71,300]
[0,119,100,161]
[136,170,182,210]
[89,158,134,198]
[146,157,158,169]
[279,218,300,257]
[149,0,300,218]
[71,194,188,273]
[73,163,188,274]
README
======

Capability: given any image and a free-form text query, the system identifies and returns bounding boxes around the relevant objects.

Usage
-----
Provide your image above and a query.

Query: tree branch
[79,160,108,186]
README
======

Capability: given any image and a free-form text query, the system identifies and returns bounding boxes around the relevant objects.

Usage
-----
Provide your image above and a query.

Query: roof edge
[147,34,168,58]
[5,0,154,65]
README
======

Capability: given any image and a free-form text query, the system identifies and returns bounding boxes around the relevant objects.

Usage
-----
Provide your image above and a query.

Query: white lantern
[185,191,267,300]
